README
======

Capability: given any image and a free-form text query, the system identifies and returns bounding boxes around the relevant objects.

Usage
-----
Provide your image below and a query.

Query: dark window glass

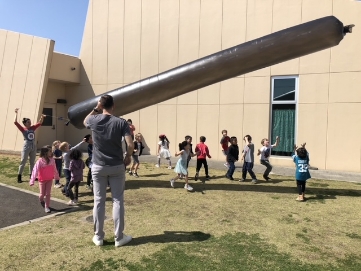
[273,78,295,101]
[42,108,52,126]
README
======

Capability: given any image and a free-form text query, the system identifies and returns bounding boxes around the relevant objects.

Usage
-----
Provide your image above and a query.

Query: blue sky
[0,0,89,56]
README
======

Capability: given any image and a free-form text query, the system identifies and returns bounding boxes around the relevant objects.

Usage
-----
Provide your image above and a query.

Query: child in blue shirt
[292,143,311,202]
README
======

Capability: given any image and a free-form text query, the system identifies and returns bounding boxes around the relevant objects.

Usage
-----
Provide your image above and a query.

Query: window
[42,108,53,126]
[270,76,298,156]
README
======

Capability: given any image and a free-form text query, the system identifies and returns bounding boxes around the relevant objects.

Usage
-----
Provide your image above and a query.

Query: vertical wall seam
[218,0,224,159]
[175,0,180,145]
[2,33,19,150]
[324,1,334,170]
[196,0,201,140]
[106,0,109,87]
[242,0,248,137]
[0,31,9,150]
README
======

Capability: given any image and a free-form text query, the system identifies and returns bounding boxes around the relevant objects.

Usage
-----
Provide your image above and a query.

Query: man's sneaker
[133,172,139,178]
[251,179,258,184]
[68,200,77,206]
[92,235,103,246]
[224,163,229,168]
[155,164,160,168]
[170,179,175,188]
[205,175,210,180]
[44,207,51,213]
[239,178,245,182]
[184,184,193,191]
[115,234,132,247]
[167,166,172,169]
[194,172,199,181]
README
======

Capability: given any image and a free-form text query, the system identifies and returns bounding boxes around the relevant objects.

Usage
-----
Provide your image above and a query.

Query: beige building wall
[64,0,361,172]
[0,0,359,172]
[0,30,54,152]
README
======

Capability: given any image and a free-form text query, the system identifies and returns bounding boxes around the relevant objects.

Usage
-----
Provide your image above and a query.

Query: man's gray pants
[92,164,126,242]
[18,141,36,175]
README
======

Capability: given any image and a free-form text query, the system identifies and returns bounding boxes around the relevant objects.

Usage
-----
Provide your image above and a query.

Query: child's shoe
[205,175,210,180]
[73,199,78,204]
[128,171,133,176]
[251,179,258,184]
[184,184,193,191]
[167,166,172,169]
[155,164,160,168]
[239,178,245,182]
[170,179,175,188]
[68,200,77,206]
[194,172,199,181]
[44,207,51,213]
[133,172,139,178]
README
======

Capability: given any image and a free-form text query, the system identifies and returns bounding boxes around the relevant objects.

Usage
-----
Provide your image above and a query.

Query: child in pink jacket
[30,146,59,213]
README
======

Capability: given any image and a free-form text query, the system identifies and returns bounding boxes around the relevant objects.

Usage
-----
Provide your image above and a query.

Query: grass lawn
[1,154,361,271]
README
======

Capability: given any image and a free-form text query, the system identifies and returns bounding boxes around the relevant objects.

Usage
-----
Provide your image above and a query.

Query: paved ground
[139,155,361,184]
[0,183,74,230]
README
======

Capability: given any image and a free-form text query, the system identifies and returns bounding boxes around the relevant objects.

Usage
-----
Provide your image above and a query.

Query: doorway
[37,103,56,148]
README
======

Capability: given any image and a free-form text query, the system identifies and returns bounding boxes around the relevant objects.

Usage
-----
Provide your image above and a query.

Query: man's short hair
[100,94,114,110]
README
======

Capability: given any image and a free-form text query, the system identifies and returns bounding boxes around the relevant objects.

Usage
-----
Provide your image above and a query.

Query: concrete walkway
[139,155,361,184]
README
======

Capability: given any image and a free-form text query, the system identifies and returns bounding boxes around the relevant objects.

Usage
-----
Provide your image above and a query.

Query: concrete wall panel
[220,77,244,105]
[91,0,108,85]
[141,0,159,79]
[124,0,141,84]
[107,0,124,84]
[298,73,329,104]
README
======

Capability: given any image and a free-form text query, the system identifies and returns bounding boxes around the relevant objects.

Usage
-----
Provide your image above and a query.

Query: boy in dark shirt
[225,137,239,181]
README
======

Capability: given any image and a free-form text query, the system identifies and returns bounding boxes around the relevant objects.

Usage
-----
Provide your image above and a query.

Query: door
[37,103,56,149]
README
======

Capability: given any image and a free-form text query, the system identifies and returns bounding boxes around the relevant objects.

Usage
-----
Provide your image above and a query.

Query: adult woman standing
[14,108,46,183]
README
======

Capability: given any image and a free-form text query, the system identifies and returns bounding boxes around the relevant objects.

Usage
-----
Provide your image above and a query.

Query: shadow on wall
[141,135,151,155]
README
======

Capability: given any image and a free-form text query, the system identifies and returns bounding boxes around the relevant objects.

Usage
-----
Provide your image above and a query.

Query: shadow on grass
[101,231,211,248]
[124,179,361,198]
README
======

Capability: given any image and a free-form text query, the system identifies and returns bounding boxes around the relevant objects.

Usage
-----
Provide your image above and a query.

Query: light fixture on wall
[71,67,76,70]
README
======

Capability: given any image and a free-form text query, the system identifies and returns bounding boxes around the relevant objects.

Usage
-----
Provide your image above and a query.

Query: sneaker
[133,172,139,178]
[239,178,245,182]
[128,171,133,176]
[167,166,172,169]
[263,176,271,181]
[92,235,103,246]
[68,200,77,206]
[44,207,51,213]
[115,234,132,247]
[184,184,193,191]
[40,200,45,207]
[73,199,78,204]
[85,185,90,190]
[194,172,199,181]
[224,163,229,168]
[205,175,210,180]
[251,179,258,184]
[170,179,175,188]
[155,164,160,168]
[54,183,61,188]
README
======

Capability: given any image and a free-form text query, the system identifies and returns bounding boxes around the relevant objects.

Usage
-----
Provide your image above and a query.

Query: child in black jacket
[226,137,239,181]
[129,133,144,177]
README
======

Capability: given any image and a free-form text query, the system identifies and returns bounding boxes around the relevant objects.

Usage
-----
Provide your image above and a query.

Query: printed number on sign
[298,164,308,172]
